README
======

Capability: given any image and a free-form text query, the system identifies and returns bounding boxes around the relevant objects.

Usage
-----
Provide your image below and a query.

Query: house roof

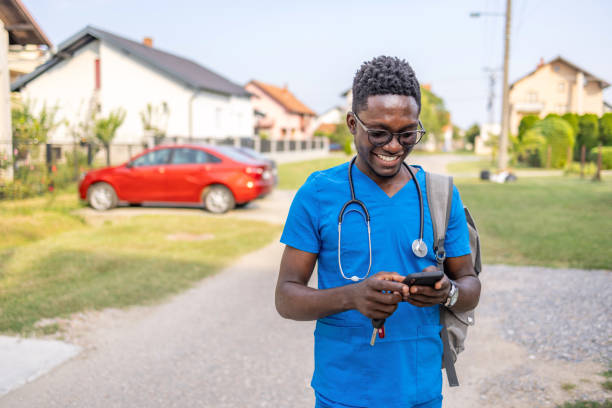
[11,25,249,97]
[0,0,51,46]
[315,123,337,134]
[248,80,315,116]
[511,56,610,89]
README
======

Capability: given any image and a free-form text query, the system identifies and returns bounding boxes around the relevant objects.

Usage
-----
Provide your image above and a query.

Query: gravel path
[485,265,612,364]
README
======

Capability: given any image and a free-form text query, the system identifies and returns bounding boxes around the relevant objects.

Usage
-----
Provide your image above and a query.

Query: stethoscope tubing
[337,157,425,282]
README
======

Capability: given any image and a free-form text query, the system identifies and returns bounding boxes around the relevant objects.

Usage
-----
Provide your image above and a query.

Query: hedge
[590,146,612,169]
[522,117,574,168]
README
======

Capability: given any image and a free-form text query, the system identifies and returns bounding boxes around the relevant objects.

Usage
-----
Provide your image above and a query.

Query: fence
[40,135,330,167]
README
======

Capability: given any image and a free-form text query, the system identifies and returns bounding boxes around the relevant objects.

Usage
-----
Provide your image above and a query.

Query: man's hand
[403,266,451,307]
[348,272,409,320]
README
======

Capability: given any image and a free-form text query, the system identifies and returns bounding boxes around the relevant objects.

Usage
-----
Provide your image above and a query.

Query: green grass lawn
[277,155,350,190]
[0,192,282,334]
[457,177,612,270]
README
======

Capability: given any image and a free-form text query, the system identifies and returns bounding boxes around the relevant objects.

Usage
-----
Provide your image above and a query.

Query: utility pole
[498,0,512,170]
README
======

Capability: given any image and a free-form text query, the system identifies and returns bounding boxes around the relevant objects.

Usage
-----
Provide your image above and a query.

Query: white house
[1,0,51,180]
[11,26,254,164]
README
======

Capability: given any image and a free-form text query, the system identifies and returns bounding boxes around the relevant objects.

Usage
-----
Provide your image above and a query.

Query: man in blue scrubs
[275,56,481,408]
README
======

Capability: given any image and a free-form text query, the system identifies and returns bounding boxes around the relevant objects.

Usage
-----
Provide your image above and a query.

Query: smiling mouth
[375,153,401,163]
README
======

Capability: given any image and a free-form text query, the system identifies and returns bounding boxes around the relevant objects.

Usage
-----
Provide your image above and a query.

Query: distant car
[234,147,278,186]
[78,144,274,213]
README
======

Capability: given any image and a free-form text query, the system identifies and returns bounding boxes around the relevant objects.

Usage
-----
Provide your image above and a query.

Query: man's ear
[346,113,357,135]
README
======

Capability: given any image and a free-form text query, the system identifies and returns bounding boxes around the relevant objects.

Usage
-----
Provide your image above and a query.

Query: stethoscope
[337,156,427,282]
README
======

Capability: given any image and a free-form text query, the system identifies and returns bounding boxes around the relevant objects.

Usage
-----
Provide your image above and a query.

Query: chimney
[537,57,544,68]
[143,37,153,48]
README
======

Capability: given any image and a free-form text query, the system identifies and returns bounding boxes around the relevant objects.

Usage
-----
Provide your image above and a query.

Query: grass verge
[0,209,282,334]
[457,177,612,270]
[277,155,350,190]
[556,401,611,408]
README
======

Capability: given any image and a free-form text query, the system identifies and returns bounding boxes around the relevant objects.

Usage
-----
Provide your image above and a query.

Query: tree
[599,112,612,146]
[419,86,450,147]
[575,114,599,160]
[561,113,579,137]
[94,108,126,166]
[521,116,574,168]
[518,115,539,141]
[329,120,353,155]
[464,123,480,147]
[11,97,60,162]
[140,102,170,146]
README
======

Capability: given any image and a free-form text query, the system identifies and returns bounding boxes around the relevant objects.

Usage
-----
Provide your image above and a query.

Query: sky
[23,0,612,129]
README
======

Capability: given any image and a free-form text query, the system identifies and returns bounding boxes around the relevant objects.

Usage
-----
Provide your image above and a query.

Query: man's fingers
[405,297,433,308]
[369,278,408,294]
[409,285,445,298]
[374,272,405,283]
[369,290,402,305]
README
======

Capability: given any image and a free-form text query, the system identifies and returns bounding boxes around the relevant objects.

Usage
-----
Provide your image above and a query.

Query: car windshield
[213,146,261,164]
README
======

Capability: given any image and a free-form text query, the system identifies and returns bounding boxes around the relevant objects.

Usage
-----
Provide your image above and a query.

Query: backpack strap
[425,172,459,387]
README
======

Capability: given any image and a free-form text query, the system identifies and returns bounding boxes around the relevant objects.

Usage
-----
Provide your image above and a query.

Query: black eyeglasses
[351,111,426,148]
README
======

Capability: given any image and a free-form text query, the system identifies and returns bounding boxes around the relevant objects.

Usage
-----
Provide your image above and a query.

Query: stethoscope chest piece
[412,238,428,258]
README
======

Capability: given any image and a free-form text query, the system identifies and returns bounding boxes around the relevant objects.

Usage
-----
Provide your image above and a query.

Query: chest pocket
[338,204,371,280]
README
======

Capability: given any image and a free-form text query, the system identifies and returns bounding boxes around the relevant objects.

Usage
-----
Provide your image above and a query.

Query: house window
[527,91,538,103]
[558,81,565,92]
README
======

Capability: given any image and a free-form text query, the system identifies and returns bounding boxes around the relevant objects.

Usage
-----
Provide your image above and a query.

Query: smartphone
[402,270,444,287]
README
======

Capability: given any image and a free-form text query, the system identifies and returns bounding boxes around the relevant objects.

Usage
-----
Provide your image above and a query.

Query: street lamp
[471,0,512,171]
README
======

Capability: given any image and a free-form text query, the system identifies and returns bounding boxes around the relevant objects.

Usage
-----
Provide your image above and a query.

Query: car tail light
[245,166,264,175]
[245,166,267,179]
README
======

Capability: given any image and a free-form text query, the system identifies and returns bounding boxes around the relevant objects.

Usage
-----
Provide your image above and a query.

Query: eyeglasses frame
[350,111,426,148]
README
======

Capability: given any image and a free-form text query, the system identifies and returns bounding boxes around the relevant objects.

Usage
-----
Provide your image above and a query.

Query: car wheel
[87,182,118,211]
[203,185,235,214]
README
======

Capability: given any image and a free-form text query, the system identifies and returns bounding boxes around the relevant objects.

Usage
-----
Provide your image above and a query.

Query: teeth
[376,154,398,162]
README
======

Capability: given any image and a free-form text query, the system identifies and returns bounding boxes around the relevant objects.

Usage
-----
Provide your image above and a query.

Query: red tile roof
[248,80,316,116]
[315,123,337,134]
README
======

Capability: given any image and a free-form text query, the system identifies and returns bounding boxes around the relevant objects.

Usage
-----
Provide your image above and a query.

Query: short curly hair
[351,56,421,114]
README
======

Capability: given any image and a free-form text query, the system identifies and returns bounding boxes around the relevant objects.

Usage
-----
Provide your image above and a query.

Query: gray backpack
[425,173,482,387]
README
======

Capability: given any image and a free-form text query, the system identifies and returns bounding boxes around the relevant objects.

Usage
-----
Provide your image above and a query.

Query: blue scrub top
[281,162,471,408]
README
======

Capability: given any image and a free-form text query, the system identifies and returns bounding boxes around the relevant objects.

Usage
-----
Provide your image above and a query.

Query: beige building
[509,56,610,133]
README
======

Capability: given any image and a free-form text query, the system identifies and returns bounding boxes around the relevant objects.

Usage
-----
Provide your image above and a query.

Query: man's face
[347,94,420,181]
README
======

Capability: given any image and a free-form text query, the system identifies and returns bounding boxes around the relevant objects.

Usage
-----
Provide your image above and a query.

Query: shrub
[518,115,539,141]
[599,113,612,146]
[562,113,580,136]
[564,162,596,176]
[590,146,612,169]
[521,117,574,168]
[575,114,600,160]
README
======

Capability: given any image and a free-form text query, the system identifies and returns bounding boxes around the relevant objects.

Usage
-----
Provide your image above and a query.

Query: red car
[79,144,274,213]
